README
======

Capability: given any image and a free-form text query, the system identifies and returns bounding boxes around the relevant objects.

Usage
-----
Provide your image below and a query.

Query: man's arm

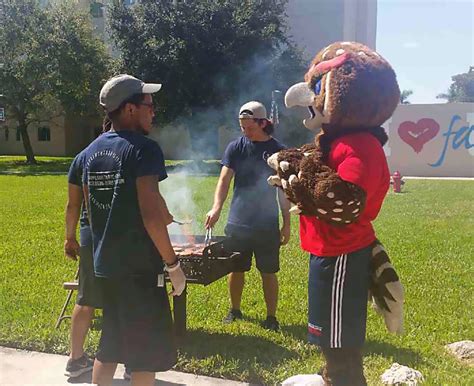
[157,191,173,225]
[137,175,177,265]
[205,166,234,229]
[137,175,186,296]
[277,187,291,245]
[64,183,83,260]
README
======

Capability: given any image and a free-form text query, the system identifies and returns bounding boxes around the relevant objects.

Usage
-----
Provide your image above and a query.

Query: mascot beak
[285,82,325,131]
[284,82,315,108]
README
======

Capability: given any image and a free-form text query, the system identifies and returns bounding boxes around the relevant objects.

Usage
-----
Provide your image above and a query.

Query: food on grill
[173,243,206,257]
[168,235,241,285]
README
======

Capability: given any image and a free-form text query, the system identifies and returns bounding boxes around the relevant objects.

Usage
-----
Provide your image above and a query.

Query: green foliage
[1,0,111,118]
[46,2,111,115]
[0,0,112,162]
[437,67,474,103]
[400,89,413,104]
[108,0,306,125]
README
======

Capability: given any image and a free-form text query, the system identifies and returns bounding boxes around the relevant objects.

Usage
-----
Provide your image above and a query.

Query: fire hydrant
[391,171,404,193]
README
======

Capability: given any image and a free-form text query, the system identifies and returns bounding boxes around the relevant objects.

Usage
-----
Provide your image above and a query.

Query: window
[38,127,51,142]
[16,128,21,141]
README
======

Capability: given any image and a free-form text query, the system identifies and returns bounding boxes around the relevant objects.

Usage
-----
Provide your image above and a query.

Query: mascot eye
[313,79,322,95]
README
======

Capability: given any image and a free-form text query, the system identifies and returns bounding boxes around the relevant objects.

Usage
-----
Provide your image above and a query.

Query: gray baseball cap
[99,74,162,112]
[239,101,268,120]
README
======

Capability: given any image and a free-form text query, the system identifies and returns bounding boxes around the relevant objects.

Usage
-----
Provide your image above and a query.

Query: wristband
[164,260,181,273]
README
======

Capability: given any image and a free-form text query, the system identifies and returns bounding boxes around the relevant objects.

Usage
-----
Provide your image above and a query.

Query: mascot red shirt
[300,132,390,256]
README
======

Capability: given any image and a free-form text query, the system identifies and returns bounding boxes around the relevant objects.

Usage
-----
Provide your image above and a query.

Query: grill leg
[173,286,187,339]
[55,268,79,329]
[55,289,75,329]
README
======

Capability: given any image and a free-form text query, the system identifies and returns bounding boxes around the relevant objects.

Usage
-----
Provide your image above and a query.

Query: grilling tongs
[172,219,193,225]
[204,227,213,246]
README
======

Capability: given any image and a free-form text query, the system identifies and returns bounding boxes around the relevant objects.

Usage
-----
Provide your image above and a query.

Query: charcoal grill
[169,234,241,285]
[167,234,241,337]
[56,234,241,337]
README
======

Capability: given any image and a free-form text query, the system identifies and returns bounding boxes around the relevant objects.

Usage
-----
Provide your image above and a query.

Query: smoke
[160,171,198,238]
[151,51,311,165]
[153,52,312,240]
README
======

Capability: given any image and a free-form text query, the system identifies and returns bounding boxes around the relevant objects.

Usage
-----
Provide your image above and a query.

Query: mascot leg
[309,248,370,386]
[349,347,367,385]
[320,347,366,386]
[321,348,350,385]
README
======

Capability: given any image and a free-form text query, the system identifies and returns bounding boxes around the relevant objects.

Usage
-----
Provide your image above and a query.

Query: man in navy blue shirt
[205,101,291,331]
[83,74,186,386]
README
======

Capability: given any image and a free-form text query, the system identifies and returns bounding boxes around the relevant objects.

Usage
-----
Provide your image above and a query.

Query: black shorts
[307,245,371,348]
[96,275,177,372]
[76,245,102,309]
[225,225,280,274]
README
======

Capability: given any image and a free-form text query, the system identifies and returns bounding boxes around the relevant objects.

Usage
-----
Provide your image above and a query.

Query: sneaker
[261,316,280,331]
[123,367,131,380]
[222,309,243,324]
[65,354,94,378]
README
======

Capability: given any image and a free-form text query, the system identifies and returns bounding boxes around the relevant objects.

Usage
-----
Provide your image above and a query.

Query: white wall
[383,103,474,177]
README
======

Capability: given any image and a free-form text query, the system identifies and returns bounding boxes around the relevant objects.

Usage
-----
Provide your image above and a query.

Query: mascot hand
[267,147,307,214]
[268,146,367,225]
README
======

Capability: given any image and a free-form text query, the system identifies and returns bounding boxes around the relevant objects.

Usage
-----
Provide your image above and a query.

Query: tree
[400,89,413,104]
[437,67,474,103]
[0,0,111,163]
[108,0,305,131]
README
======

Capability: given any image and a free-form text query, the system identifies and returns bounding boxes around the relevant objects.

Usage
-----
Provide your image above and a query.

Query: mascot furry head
[286,41,400,132]
[267,42,400,224]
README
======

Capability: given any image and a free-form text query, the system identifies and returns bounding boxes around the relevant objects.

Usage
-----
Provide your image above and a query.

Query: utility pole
[270,90,281,128]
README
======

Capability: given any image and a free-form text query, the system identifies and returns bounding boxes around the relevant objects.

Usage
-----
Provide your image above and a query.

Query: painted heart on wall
[398,118,440,153]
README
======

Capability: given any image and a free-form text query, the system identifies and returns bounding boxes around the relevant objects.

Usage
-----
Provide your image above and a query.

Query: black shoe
[261,316,280,331]
[223,309,243,324]
[124,367,131,380]
[65,354,94,378]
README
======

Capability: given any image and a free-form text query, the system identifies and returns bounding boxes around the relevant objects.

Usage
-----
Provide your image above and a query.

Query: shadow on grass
[179,328,297,381]
[278,323,307,341]
[0,159,73,175]
[0,159,222,176]
[365,339,424,366]
[280,325,425,367]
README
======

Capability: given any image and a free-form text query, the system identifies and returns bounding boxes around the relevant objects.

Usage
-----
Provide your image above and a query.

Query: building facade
[286,0,377,60]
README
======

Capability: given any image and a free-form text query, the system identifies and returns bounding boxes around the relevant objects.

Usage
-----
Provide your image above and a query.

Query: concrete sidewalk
[0,347,249,386]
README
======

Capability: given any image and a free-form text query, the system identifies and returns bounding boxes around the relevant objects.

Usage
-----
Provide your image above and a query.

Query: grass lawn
[0,162,473,384]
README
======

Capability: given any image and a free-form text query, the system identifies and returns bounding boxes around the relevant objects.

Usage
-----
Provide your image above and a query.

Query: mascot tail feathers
[369,240,404,335]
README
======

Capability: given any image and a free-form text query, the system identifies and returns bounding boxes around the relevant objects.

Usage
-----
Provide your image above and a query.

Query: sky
[376,0,473,104]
